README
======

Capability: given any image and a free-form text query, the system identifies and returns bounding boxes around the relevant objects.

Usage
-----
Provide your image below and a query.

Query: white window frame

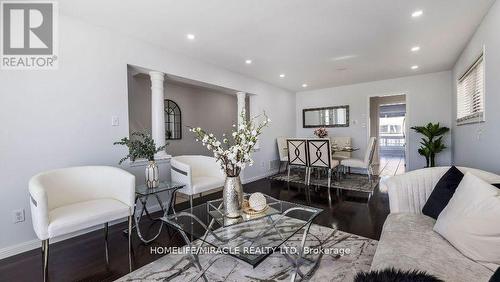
[456,49,486,126]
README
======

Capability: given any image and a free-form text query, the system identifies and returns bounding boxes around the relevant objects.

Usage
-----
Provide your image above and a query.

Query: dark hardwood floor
[0,176,389,282]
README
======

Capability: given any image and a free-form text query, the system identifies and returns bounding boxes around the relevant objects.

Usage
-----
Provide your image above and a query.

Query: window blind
[457,54,485,125]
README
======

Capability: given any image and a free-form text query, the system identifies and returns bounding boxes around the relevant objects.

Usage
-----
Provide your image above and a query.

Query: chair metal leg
[128,215,133,272]
[278,162,282,173]
[189,195,193,211]
[104,222,109,266]
[327,169,332,208]
[305,167,309,185]
[41,239,49,282]
[287,165,291,182]
[367,167,372,182]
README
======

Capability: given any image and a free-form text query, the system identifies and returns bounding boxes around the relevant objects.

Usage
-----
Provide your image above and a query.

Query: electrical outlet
[111,116,120,126]
[12,209,25,223]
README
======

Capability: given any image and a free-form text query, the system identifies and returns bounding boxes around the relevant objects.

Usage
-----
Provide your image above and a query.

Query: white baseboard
[0,173,276,260]
[0,204,165,260]
[242,169,279,184]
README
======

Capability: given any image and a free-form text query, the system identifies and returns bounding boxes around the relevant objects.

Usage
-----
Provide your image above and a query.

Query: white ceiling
[59,0,495,92]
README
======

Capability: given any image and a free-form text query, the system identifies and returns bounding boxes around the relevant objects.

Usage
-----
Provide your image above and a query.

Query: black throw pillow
[422,166,464,219]
[354,268,443,282]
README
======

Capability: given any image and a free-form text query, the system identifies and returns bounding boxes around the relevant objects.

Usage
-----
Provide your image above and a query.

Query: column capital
[149,71,165,82]
[236,91,246,100]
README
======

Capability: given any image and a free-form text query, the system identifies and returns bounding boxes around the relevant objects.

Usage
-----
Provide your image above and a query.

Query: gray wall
[128,72,237,157]
[0,15,296,255]
[296,71,453,171]
[452,0,500,174]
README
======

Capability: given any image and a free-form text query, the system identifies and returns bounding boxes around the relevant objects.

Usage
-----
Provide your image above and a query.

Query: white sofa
[171,155,225,209]
[29,166,135,281]
[371,166,500,281]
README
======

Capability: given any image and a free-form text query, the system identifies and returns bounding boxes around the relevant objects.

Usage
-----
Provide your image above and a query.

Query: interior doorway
[369,94,406,176]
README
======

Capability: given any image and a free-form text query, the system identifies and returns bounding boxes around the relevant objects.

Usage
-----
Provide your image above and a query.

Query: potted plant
[411,123,449,167]
[114,132,167,188]
[314,127,328,138]
[190,110,270,218]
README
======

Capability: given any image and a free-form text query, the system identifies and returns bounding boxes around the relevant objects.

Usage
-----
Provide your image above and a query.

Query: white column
[149,71,168,159]
[236,92,246,129]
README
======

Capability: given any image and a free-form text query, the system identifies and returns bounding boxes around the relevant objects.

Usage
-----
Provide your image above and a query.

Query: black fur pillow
[354,268,443,282]
[490,267,500,282]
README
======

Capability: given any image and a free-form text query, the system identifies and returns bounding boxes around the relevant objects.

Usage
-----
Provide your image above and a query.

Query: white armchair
[29,166,135,281]
[171,155,225,209]
[382,166,500,213]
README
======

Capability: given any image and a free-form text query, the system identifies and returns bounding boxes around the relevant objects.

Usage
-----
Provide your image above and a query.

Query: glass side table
[124,181,185,244]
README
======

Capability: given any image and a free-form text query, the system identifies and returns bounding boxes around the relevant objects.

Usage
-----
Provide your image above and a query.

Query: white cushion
[434,172,500,271]
[178,176,224,195]
[341,158,366,168]
[48,198,130,238]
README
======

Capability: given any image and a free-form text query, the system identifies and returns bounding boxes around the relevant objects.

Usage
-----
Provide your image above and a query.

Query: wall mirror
[303,105,349,128]
[165,99,182,140]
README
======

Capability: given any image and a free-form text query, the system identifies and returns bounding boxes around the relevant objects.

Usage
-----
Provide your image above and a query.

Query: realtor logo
[1,1,58,69]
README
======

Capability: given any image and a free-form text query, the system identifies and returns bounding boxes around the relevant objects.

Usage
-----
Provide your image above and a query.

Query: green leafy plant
[411,123,449,167]
[114,132,167,164]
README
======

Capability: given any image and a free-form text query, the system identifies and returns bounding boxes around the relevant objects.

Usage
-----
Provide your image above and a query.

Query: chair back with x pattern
[287,139,308,166]
[307,139,331,169]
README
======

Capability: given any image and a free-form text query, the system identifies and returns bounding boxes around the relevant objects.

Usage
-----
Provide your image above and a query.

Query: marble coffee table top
[116,224,377,282]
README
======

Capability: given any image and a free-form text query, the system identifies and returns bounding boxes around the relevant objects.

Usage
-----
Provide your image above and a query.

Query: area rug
[269,171,379,194]
[116,224,377,281]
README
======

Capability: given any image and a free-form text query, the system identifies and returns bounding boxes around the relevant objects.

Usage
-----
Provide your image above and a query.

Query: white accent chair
[171,155,225,209]
[341,137,377,180]
[276,137,289,173]
[29,166,135,282]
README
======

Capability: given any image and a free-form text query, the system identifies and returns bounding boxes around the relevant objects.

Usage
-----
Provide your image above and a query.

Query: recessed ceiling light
[186,34,196,40]
[279,74,285,78]
[411,65,419,70]
[245,59,252,64]
[302,84,308,88]
[412,10,423,18]
[411,46,420,52]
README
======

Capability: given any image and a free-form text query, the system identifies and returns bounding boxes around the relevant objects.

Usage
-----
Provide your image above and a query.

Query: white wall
[296,71,453,172]
[452,0,500,174]
[128,74,238,157]
[0,15,295,255]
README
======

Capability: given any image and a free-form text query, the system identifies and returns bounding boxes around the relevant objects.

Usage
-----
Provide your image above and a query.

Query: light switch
[111,116,119,126]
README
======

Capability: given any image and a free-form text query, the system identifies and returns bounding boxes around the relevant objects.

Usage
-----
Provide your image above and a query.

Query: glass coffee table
[161,194,323,281]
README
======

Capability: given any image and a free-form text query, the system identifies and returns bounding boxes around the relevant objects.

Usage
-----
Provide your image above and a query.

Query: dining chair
[307,139,340,207]
[341,137,377,181]
[276,137,289,173]
[287,139,309,184]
